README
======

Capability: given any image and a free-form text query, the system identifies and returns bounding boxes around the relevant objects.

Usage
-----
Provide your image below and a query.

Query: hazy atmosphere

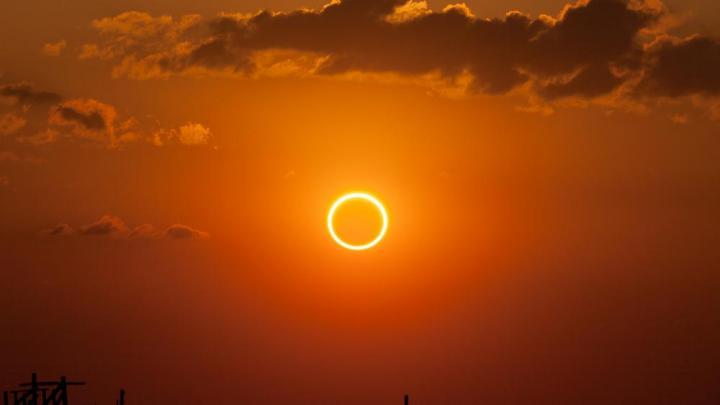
[1,0,719,403]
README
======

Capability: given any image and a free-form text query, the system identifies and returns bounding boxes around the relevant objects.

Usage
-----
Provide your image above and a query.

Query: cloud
[79,0,720,116]
[0,150,44,163]
[39,223,75,237]
[384,0,432,23]
[81,0,658,93]
[129,223,160,238]
[177,122,211,145]
[670,113,688,124]
[0,112,27,136]
[0,175,9,187]
[42,40,67,56]
[50,98,115,131]
[638,35,720,98]
[44,99,212,148]
[151,123,212,146]
[0,81,213,148]
[18,129,59,145]
[164,224,210,239]
[91,10,183,38]
[40,215,209,240]
[46,98,180,147]
[79,214,129,237]
[0,82,62,105]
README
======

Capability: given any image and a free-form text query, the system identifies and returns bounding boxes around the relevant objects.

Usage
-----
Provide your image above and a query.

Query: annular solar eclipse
[327,192,388,251]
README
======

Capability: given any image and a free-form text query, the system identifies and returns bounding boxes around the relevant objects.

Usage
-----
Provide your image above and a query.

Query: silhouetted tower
[404,394,409,405]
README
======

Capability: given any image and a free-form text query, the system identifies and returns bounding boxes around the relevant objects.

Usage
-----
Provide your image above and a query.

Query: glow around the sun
[327,192,388,251]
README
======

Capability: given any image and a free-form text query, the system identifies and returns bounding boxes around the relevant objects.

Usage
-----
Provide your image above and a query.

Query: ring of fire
[327,192,388,251]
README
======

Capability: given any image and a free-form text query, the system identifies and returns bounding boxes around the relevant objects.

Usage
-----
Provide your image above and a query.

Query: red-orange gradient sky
[1,0,719,404]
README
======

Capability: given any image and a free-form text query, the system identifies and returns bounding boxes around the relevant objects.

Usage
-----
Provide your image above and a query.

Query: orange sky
[1,1,720,404]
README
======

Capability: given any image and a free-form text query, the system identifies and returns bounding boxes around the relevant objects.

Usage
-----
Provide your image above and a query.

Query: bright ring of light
[327,192,388,251]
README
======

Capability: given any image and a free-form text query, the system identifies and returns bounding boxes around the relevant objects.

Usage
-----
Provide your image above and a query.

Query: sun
[327,192,388,251]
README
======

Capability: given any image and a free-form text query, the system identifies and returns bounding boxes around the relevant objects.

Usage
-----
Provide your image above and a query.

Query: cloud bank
[39,214,209,240]
[78,0,720,114]
[0,82,213,149]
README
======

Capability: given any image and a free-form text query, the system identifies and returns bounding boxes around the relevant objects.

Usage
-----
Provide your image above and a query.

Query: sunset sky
[1,0,719,404]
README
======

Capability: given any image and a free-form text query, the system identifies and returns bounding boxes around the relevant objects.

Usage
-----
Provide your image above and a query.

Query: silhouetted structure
[404,394,409,405]
[3,373,85,405]
[3,374,125,405]
[116,389,125,405]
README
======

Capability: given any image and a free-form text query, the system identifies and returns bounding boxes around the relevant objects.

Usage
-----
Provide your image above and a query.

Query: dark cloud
[238,0,658,96]
[54,105,107,131]
[40,215,208,240]
[539,64,625,100]
[85,0,672,101]
[0,83,61,105]
[47,99,126,147]
[50,99,115,133]
[39,223,75,237]
[638,36,720,98]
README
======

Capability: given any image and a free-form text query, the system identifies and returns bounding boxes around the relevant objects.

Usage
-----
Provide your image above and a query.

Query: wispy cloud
[42,40,67,57]
[0,112,27,136]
